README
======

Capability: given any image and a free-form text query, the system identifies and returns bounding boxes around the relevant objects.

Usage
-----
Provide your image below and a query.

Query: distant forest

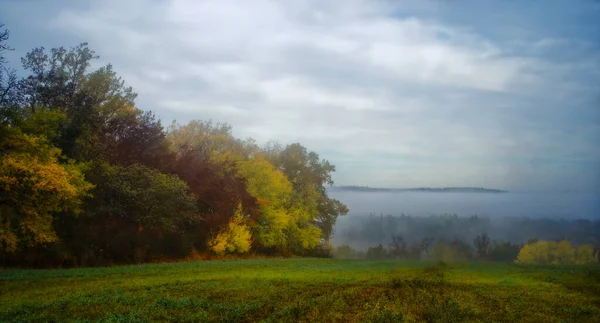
[0,25,348,267]
[332,186,509,193]
[332,213,600,262]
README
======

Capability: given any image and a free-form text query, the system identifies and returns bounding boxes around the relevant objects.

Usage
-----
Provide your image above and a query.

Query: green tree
[93,163,198,231]
[19,43,138,161]
[63,162,199,264]
[489,241,521,262]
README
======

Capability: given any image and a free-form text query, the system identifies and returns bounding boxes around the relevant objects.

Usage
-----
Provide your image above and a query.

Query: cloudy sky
[1,0,599,191]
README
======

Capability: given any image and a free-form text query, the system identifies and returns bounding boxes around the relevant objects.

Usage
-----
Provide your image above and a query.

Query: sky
[1,0,599,191]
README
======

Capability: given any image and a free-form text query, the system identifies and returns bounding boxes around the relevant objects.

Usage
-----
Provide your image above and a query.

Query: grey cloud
[3,0,598,190]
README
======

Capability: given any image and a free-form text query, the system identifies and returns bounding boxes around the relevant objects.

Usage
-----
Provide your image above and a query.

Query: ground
[1,259,599,322]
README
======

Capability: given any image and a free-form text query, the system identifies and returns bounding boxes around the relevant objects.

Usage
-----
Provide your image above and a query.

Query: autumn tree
[575,245,597,265]
[208,204,252,255]
[167,121,258,249]
[1,33,352,265]
[514,240,594,265]
[0,132,92,253]
[266,143,348,242]
[237,156,293,251]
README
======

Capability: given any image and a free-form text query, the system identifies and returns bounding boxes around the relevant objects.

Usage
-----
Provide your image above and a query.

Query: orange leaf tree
[0,133,93,252]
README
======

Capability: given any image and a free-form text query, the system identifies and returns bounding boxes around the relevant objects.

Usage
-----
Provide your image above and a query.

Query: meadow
[1,259,599,322]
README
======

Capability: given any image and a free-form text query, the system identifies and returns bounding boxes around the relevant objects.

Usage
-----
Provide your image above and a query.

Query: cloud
[2,0,599,190]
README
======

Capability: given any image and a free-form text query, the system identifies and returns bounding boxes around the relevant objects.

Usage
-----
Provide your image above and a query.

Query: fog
[329,190,600,250]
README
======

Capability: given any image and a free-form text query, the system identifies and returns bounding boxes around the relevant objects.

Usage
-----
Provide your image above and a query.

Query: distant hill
[331,186,509,193]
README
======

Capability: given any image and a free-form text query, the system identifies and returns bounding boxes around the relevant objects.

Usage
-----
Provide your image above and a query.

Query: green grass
[1,259,599,322]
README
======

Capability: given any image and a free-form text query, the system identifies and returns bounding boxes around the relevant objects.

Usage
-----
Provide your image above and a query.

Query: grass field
[1,259,599,322]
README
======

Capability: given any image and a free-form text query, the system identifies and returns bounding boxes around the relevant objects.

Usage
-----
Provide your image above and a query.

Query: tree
[516,240,596,265]
[420,237,435,259]
[516,241,553,264]
[473,233,492,259]
[19,44,138,160]
[167,120,248,164]
[2,35,356,265]
[0,23,11,63]
[59,162,199,265]
[98,109,174,170]
[20,43,101,112]
[575,245,597,265]
[555,240,575,264]
[167,120,259,237]
[389,235,406,259]
[0,132,93,252]
[0,23,20,109]
[267,143,348,242]
[93,163,198,231]
[489,241,521,262]
[366,244,387,260]
[237,156,294,251]
[208,204,252,255]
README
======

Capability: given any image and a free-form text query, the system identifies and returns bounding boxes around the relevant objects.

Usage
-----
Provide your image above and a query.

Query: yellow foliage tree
[555,240,575,264]
[237,156,295,250]
[515,240,591,265]
[0,133,93,252]
[575,245,597,265]
[208,204,252,255]
[516,241,553,264]
[166,120,247,166]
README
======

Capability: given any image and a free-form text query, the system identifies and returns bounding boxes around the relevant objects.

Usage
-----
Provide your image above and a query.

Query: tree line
[0,24,348,267]
[332,214,600,263]
[333,213,600,251]
[334,236,598,265]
